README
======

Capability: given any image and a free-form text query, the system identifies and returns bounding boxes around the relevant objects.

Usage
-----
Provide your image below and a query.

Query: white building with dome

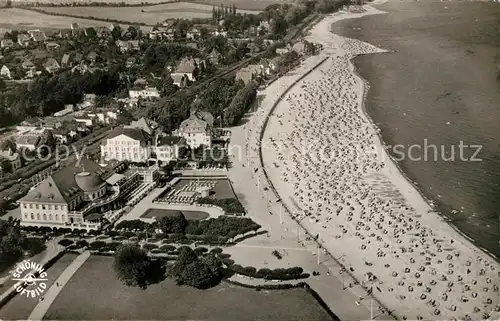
[18,159,145,231]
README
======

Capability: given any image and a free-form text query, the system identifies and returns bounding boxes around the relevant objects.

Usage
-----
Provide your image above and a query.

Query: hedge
[230,265,309,281]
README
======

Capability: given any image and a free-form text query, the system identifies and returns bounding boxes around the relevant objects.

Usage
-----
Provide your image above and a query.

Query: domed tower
[75,171,106,201]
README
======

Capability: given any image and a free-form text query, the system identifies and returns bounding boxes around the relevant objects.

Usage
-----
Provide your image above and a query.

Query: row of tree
[223,81,258,126]
[196,197,245,214]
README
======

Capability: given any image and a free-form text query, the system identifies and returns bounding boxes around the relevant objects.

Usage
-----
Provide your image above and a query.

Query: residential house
[61,53,71,67]
[235,64,262,85]
[28,30,46,42]
[128,87,160,99]
[0,65,11,79]
[292,40,306,55]
[41,118,63,130]
[71,63,95,74]
[149,27,174,40]
[116,40,140,53]
[17,117,42,132]
[100,127,152,162]
[88,110,118,124]
[45,41,60,51]
[186,27,200,40]
[171,57,199,82]
[109,23,120,32]
[57,29,72,39]
[17,34,31,47]
[154,135,185,165]
[95,26,112,39]
[18,158,142,231]
[208,48,221,65]
[71,23,79,30]
[0,147,22,172]
[74,116,93,127]
[129,117,158,136]
[276,47,290,55]
[52,128,71,144]
[173,110,213,149]
[15,133,42,151]
[87,51,98,64]
[0,39,14,49]
[258,21,271,32]
[22,60,35,70]
[170,73,188,88]
[212,29,227,37]
[43,58,61,74]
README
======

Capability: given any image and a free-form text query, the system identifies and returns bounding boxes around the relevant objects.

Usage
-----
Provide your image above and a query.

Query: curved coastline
[254,4,500,320]
[345,24,499,262]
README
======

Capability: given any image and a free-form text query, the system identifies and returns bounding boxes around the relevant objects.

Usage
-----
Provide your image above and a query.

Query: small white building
[128,87,160,99]
[0,65,11,79]
[100,127,152,163]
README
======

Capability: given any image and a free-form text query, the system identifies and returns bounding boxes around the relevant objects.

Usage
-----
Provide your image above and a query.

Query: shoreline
[351,55,499,262]
[253,4,500,320]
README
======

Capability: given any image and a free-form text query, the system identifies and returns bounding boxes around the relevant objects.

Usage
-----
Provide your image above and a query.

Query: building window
[29,204,33,209]
[24,213,28,219]
[31,213,34,219]
[23,204,27,208]
[36,213,40,220]
[61,215,65,221]
[35,204,39,209]
[43,214,47,220]
[55,205,58,210]
[55,214,59,221]
[49,214,53,220]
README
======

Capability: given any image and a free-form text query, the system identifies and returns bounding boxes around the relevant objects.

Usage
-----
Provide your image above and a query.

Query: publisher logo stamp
[10,260,48,298]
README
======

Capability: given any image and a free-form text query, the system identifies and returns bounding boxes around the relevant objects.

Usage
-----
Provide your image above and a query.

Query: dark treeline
[0,67,123,127]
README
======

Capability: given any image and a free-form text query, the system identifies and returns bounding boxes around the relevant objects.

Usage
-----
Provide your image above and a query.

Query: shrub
[75,240,89,249]
[89,241,107,250]
[193,247,208,255]
[58,239,74,247]
[159,245,176,252]
[210,247,223,254]
[143,243,158,251]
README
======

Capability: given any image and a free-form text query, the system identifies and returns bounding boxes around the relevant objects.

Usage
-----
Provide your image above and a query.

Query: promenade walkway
[27,251,90,321]
[226,56,381,320]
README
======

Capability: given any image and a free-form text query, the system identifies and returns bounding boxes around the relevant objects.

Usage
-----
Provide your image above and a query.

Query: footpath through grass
[45,255,333,320]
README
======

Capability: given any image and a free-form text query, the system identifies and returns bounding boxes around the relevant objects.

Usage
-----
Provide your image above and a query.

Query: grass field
[187,0,295,10]
[0,253,78,320]
[37,2,259,24]
[44,255,333,320]
[141,208,210,220]
[0,8,147,34]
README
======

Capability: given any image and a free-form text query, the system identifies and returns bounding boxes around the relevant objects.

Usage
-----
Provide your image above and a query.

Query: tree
[178,260,215,289]
[126,26,138,40]
[113,244,151,288]
[111,25,122,41]
[158,211,188,234]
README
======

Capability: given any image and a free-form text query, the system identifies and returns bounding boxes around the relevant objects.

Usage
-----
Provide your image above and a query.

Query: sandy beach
[243,3,500,320]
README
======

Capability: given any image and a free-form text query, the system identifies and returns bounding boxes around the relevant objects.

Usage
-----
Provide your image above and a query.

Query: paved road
[27,251,90,321]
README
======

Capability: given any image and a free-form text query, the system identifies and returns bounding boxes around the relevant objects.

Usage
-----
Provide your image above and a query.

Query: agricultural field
[44,255,333,320]
[36,2,259,24]
[0,8,147,34]
[187,0,295,10]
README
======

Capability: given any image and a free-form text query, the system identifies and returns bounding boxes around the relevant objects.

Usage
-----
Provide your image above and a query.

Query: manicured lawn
[44,256,333,320]
[141,208,209,220]
[0,253,78,320]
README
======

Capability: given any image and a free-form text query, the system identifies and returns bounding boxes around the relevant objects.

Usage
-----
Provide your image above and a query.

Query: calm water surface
[332,0,500,257]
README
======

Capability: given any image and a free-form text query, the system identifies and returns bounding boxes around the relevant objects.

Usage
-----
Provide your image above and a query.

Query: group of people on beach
[242,19,500,320]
